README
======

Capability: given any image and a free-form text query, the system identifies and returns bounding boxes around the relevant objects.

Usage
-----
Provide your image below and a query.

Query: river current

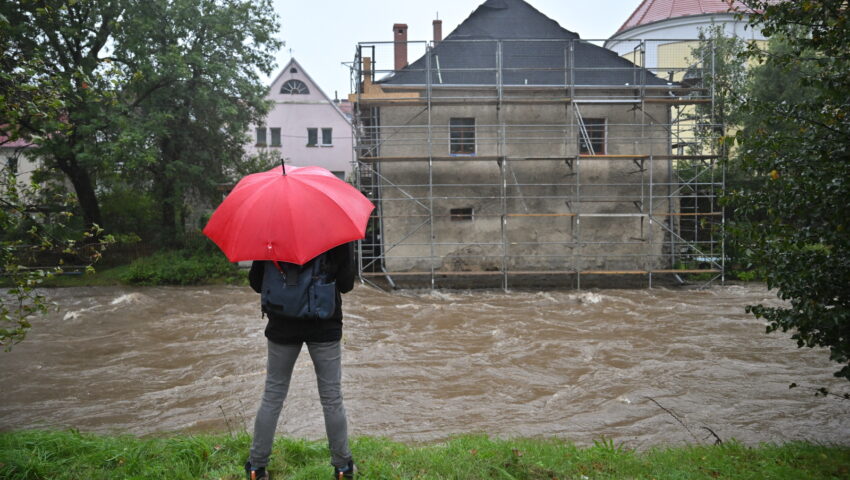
[1,284,847,448]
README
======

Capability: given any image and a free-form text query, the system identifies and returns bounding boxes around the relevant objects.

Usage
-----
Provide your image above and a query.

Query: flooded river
[1,284,848,448]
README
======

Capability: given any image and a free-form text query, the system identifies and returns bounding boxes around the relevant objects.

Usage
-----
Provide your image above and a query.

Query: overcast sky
[266,0,643,100]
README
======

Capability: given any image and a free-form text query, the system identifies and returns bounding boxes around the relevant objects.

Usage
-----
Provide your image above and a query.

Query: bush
[121,249,243,286]
[99,188,159,239]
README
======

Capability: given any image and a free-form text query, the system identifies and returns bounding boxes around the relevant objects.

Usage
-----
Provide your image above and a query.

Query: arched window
[280,79,309,94]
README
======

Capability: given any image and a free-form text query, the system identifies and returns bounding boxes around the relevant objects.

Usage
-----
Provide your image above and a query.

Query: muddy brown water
[1,284,848,448]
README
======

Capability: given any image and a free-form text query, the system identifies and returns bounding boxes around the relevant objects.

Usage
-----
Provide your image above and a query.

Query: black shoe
[245,460,270,480]
[333,460,357,479]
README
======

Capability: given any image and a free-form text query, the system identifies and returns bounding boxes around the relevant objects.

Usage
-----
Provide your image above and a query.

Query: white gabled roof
[267,58,351,125]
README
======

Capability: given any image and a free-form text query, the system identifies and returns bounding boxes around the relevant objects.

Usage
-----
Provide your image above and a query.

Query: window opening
[307,128,318,146]
[450,207,474,221]
[450,118,475,154]
[256,127,267,146]
[270,128,281,147]
[281,79,309,94]
[579,118,606,155]
[321,128,333,146]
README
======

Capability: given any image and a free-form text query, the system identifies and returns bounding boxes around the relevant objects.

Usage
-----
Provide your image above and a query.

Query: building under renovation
[350,0,724,289]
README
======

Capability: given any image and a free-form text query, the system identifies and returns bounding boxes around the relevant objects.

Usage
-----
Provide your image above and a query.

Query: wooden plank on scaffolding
[358,155,502,163]
[580,270,648,275]
[651,269,721,274]
[355,96,713,107]
[506,213,577,217]
[644,98,711,105]
[578,154,650,159]
[357,155,717,163]
[508,270,576,275]
[358,154,714,162]
[355,97,578,106]
[651,154,719,160]
[372,213,720,218]
[654,212,722,217]
[360,269,721,277]
[361,271,504,277]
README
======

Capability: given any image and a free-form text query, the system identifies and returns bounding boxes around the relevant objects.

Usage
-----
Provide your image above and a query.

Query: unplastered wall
[374,92,673,272]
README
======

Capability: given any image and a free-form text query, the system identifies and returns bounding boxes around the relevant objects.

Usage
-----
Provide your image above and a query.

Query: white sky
[266,0,643,100]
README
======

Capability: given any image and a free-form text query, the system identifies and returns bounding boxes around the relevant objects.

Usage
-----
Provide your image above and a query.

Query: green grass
[36,265,133,287]
[31,257,248,288]
[1,430,848,479]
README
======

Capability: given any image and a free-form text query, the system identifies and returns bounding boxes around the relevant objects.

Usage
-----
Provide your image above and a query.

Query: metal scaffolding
[350,38,724,290]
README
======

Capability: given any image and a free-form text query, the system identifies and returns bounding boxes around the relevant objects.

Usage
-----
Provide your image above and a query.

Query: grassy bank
[34,251,247,288]
[1,431,848,479]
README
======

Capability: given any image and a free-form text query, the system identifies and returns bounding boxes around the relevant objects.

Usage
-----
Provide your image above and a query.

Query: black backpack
[260,253,336,319]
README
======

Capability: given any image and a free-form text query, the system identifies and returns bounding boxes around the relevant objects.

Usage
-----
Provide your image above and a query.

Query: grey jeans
[249,340,352,469]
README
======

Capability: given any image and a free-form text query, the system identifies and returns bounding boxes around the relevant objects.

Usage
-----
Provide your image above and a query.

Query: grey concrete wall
[372,88,674,273]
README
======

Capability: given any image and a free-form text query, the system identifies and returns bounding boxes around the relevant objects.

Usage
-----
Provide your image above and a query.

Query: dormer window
[280,79,309,95]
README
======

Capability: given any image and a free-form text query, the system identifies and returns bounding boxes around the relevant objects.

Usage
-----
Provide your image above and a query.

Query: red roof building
[616,0,749,36]
[605,0,767,68]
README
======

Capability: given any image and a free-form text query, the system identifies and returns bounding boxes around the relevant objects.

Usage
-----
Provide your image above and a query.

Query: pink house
[247,58,353,180]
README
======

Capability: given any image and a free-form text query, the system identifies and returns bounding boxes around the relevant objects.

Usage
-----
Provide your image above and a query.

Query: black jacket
[249,242,356,345]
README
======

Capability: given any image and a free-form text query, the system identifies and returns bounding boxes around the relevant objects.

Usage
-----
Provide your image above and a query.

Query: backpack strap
[318,251,335,279]
[282,262,299,286]
[271,260,300,286]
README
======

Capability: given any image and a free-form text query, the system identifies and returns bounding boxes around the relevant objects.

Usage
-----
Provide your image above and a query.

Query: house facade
[352,0,721,288]
[1,136,38,187]
[605,0,767,78]
[247,58,353,180]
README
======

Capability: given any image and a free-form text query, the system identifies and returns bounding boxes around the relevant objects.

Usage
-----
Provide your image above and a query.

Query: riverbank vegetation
[725,1,850,382]
[1,430,849,480]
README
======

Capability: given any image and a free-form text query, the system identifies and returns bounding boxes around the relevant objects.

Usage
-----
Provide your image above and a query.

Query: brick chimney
[433,19,443,45]
[393,23,408,71]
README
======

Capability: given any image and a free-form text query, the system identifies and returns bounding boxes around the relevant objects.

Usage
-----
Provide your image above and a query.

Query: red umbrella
[203,165,374,265]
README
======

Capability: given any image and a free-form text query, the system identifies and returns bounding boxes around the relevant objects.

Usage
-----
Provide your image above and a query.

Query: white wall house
[1,136,38,187]
[246,58,354,180]
[605,0,768,67]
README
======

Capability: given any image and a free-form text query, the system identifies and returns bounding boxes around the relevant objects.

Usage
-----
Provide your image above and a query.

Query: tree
[2,0,282,244]
[1,4,112,348]
[113,0,281,244]
[729,0,850,381]
[1,0,127,230]
[687,24,749,161]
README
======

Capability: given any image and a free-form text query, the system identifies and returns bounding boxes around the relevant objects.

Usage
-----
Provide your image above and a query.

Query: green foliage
[98,186,158,238]
[113,0,282,244]
[1,0,282,246]
[1,0,127,228]
[729,1,850,380]
[120,243,242,286]
[687,25,749,158]
[1,168,111,350]
[1,431,850,479]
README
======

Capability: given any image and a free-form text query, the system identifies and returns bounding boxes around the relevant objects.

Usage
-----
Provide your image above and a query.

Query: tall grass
[1,430,848,479]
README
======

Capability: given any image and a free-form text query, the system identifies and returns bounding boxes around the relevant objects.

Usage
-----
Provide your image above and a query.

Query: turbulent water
[1,284,848,448]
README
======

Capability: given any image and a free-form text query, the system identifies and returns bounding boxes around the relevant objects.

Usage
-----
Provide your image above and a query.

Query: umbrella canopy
[203,165,374,265]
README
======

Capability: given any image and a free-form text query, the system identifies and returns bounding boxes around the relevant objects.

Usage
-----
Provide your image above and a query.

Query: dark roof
[381,0,669,87]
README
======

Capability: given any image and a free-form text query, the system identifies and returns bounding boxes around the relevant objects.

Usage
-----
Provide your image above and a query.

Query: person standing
[244,241,357,480]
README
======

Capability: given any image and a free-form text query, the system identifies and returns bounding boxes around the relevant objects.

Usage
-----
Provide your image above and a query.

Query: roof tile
[616,0,748,35]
